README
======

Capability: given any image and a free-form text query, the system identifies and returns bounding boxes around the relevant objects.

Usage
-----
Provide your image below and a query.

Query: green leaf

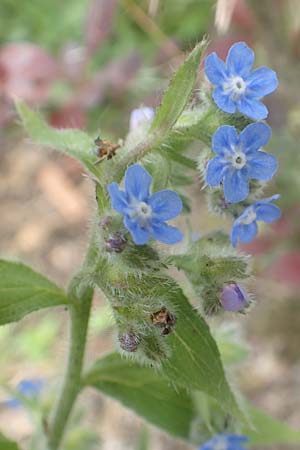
[244,403,300,446]
[0,432,20,450]
[150,40,207,134]
[15,100,100,177]
[96,263,243,423]
[84,352,195,439]
[158,282,243,421]
[0,260,71,325]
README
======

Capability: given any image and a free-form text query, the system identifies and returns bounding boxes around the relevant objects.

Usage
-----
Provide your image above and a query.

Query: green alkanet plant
[1,40,299,450]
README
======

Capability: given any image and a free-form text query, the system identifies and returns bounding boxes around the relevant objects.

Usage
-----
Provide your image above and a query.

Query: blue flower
[5,378,44,408]
[108,164,183,245]
[205,41,278,119]
[231,195,281,247]
[199,434,249,450]
[206,122,278,203]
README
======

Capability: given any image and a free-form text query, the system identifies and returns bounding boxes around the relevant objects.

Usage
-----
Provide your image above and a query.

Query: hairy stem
[47,288,93,450]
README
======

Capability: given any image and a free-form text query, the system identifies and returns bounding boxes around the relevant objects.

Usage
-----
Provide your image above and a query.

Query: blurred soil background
[0,0,300,449]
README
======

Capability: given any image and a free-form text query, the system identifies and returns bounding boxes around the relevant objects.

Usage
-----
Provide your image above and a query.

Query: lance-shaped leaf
[244,403,300,446]
[15,100,100,177]
[0,432,20,450]
[159,282,242,421]
[150,40,207,134]
[0,260,71,325]
[83,352,195,439]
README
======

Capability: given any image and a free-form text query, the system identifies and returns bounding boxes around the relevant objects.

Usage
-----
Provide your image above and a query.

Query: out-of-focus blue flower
[231,195,281,247]
[206,122,278,203]
[108,164,183,245]
[129,107,154,131]
[205,41,278,119]
[5,378,44,408]
[199,434,249,450]
[220,283,249,312]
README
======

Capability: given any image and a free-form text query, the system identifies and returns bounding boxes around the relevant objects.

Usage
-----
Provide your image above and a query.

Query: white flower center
[231,151,247,169]
[240,208,257,225]
[130,201,152,226]
[223,76,247,101]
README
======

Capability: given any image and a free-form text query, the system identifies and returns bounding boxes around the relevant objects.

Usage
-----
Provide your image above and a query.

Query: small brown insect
[150,307,176,336]
[94,136,120,164]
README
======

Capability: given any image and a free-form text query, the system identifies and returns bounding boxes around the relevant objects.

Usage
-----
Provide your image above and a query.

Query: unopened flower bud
[220,283,249,311]
[129,107,154,131]
[105,233,127,253]
[119,331,140,352]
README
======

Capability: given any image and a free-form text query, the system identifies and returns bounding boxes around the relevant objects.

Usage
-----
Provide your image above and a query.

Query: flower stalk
[47,293,92,450]
[47,240,95,450]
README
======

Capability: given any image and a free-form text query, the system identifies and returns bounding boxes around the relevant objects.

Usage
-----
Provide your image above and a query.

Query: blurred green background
[0,1,300,449]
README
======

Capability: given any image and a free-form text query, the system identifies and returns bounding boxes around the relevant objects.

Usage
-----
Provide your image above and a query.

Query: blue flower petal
[148,190,182,221]
[238,97,268,119]
[151,221,183,244]
[246,66,278,97]
[239,221,258,243]
[206,157,229,186]
[223,169,249,203]
[124,216,150,245]
[205,52,228,84]
[212,125,239,157]
[213,87,236,114]
[255,203,281,222]
[247,151,278,181]
[226,42,254,77]
[108,182,129,215]
[199,434,249,450]
[240,122,271,154]
[125,164,152,201]
[227,435,249,444]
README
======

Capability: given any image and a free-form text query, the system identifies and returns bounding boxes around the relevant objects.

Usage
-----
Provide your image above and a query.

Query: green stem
[47,289,93,450]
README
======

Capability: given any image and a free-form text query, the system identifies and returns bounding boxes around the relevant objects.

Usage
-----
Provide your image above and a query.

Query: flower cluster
[108,164,183,245]
[199,434,249,450]
[205,42,281,247]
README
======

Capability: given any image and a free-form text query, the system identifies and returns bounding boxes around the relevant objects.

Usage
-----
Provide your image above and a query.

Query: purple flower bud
[129,107,154,131]
[220,283,248,311]
[105,233,127,253]
[119,331,140,352]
